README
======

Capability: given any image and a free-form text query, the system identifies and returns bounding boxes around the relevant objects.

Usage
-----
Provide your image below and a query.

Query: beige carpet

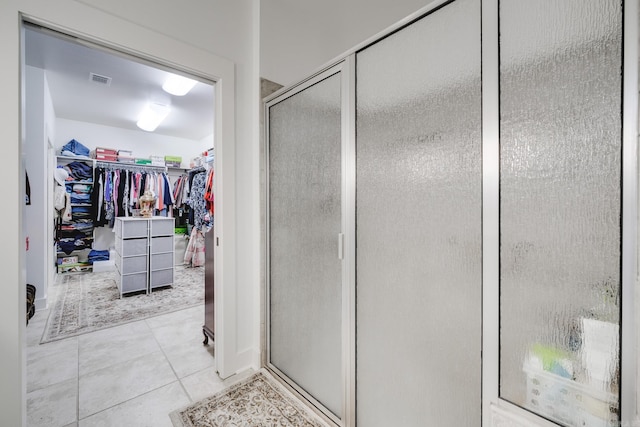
[40,265,204,343]
[170,369,329,427]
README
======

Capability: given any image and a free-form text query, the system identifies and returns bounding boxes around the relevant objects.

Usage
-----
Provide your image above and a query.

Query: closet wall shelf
[56,155,92,162]
[55,156,95,275]
[57,249,91,254]
[57,155,169,172]
[95,159,167,172]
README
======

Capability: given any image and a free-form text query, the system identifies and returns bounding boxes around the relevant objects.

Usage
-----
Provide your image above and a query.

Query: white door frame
[18,5,239,380]
[1,1,240,424]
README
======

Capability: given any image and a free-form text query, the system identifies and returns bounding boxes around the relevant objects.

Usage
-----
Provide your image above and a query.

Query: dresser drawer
[115,237,148,257]
[150,218,174,237]
[116,255,147,275]
[120,272,147,294]
[115,218,148,238]
[151,252,173,271]
[151,236,173,254]
[150,268,173,289]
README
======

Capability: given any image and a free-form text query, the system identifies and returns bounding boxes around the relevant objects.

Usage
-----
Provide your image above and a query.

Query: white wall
[24,66,49,311]
[1,1,259,425]
[260,0,434,86]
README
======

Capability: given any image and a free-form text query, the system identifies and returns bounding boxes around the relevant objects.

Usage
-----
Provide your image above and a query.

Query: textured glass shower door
[499,1,623,426]
[355,0,482,425]
[267,71,343,419]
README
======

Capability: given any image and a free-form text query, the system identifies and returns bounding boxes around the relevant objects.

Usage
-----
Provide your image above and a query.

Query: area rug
[170,369,329,427]
[40,265,204,343]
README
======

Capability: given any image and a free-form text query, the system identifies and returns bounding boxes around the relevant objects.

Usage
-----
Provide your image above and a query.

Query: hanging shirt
[204,169,214,216]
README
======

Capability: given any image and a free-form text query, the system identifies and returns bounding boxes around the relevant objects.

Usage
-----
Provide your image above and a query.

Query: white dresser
[114,217,175,297]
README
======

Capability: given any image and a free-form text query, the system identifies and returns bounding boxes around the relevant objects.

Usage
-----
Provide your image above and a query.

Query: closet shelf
[55,156,95,275]
[65,180,93,185]
[56,248,92,253]
[56,155,92,162]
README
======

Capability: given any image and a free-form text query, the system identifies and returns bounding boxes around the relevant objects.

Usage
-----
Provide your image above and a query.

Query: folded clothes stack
[57,234,93,254]
[60,139,90,158]
[62,161,93,181]
[72,183,91,193]
[88,249,110,263]
[71,206,92,220]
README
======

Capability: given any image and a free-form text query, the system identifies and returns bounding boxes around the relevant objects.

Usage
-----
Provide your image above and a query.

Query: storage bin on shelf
[523,361,618,427]
[164,155,182,168]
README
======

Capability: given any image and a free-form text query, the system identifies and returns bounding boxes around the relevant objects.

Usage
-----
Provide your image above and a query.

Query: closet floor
[26,280,236,427]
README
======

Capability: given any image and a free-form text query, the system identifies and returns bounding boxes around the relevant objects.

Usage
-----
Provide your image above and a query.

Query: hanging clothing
[91,166,174,227]
[186,170,211,232]
[183,227,205,267]
[204,168,214,217]
[172,173,189,209]
[54,184,72,223]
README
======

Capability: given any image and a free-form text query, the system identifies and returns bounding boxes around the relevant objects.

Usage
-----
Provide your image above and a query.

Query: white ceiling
[24,24,215,142]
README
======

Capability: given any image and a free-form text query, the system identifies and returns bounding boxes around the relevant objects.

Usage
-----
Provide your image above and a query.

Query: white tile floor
[26,299,248,427]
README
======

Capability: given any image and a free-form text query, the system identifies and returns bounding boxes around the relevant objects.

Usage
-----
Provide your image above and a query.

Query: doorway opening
[23,20,221,425]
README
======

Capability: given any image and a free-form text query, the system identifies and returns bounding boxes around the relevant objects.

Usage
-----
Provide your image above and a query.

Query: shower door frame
[481,0,639,425]
[263,0,639,425]
[264,60,354,427]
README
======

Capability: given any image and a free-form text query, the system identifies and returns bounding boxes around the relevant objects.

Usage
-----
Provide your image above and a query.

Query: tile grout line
[148,317,184,384]
[77,379,184,422]
[28,271,208,425]
[145,316,197,403]
[77,316,203,420]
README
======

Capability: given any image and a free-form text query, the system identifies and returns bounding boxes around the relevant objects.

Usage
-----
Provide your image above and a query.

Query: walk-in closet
[23,21,221,424]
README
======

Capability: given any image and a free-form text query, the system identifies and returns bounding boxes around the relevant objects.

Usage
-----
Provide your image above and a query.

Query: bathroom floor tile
[78,320,159,376]
[78,349,176,419]
[162,335,215,378]
[27,340,78,392]
[79,381,190,427]
[27,378,77,427]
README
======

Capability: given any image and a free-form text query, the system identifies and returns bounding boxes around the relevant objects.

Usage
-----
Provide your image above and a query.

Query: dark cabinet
[203,227,215,344]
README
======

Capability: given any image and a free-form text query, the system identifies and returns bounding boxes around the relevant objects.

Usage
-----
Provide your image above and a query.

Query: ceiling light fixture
[136,103,170,132]
[162,74,197,96]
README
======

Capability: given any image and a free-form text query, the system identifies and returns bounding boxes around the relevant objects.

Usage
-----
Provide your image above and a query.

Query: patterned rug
[170,369,329,427]
[40,265,204,343]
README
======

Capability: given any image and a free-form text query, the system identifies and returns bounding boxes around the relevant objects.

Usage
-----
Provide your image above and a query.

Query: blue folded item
[61,139,90,157]
[70,193,91,204]
[88,249,110,263]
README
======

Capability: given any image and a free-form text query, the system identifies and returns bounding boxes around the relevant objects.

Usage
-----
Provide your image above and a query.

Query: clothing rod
[188,166,206,173]
[95,161,167,172]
